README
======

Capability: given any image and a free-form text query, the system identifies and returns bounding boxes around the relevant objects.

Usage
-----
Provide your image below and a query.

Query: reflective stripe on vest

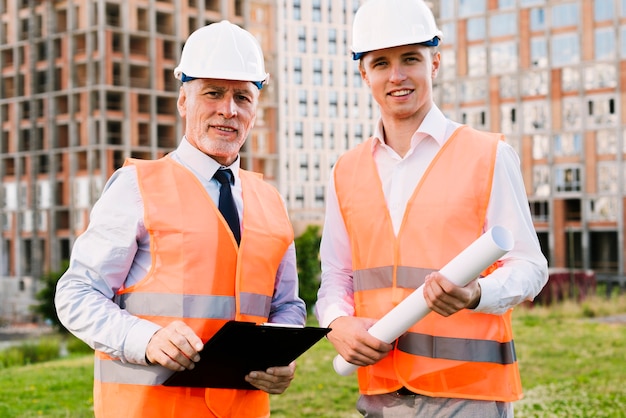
[115,292,271,319]
[334,127,522,402]
[397,333,516,364]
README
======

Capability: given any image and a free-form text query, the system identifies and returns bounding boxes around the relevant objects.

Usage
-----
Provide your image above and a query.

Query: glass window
[562,67,581,92]
[490,42,517,74]
[467,17,486,41]
[530,8,546,31]
[500,104,518,133]
[521,71,548,96]
[554,166,581,193]
[468,45,486,76]
[554,133,582,157]
[498,0,515,9]
[441,0,455,19]
[441,81,456,103]
[589,197,618,221]
[522,100,549,132]
[533,165,550,197]
[459,0,486,17]
[621,0,626,16]
[461,107,487,129]
[490,13,517,37]
[587,95,617,127]
[440,49,456,80]
[532,135,549,159]
[598,163,619,193]
[460,78,487,102]
[562,98,583,130]
[551,33,580,67]
[584,63,616,90]
[596,129,617,155]
[530,37,547,68]
[595,28,616,60]
[595,0,614,21]
[441,22,456,45]
[521,0,545,6]
[499,75,518,98]
[552,3,579,27]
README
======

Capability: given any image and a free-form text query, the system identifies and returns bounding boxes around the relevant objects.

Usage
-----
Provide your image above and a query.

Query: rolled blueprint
[333,225,514,376]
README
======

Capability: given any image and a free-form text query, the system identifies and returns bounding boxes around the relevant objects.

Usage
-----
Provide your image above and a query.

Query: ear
[177,86,186,117]
[359,64,370,87]
[431,51,441,79]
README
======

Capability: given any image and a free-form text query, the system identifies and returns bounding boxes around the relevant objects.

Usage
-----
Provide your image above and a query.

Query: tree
[294,225,322,313]
[31,261,70,334]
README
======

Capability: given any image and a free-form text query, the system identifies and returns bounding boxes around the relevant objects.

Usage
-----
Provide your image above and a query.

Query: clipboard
[162,321,330,389]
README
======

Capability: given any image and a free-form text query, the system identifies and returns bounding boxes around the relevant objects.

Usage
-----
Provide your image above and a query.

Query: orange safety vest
[93,156,294,418]
[333,126,523,402]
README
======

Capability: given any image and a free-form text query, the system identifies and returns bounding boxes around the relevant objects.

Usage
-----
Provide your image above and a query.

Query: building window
[598,162,619,193]
[595,28,616,61]
[460,78,486,102]
[530,200,549,222]
[584,63,616,90]
[532,135,549,160]
[530,8,546,31]
[500,104,517,133]
[595,0,615,21]
[551,33,580,67]
[587,95,617,128]
[552,3,579,27]
[459,0,486,17]
[521,71,548,96]
[490,13,517,37]
[530,37,547,68]
[499,75,518,98]
[554,133,582,157]
[468,45,486,76]
[596,130,617,155]
[561,67,581,92]
[490,41,517,74]
[533,165,550,197]
[467,17,486,40]
[555,166,582,193]
[562,98,582,130]
[522,100,549,132]
[440,49,456,80]
[589,197,618,221]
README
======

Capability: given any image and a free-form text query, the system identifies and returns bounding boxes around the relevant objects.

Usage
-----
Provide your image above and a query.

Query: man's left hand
[423,272,481,316]
[244,361,296,394]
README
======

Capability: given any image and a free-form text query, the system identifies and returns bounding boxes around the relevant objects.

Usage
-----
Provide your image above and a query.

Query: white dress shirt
[55,137,306,364]
[315,105,548,328]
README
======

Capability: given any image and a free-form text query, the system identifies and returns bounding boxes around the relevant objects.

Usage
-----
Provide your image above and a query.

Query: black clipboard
[162,321,330,389]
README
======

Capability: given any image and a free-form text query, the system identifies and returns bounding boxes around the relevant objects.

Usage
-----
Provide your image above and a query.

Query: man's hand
[145,320,204,371]
[326,316,393,367]
[245,361,296,394]
[423,272,481,317]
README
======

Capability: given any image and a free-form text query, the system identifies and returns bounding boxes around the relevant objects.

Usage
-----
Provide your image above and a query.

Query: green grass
[1,294,625,417]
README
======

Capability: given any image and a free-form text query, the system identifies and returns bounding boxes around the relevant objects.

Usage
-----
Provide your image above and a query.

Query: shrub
[295,225,322,313]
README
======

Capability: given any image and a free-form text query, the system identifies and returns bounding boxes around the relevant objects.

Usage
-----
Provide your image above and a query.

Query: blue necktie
[213,169,241,245]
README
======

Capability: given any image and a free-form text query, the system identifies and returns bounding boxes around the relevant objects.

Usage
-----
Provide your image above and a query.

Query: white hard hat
[174,20,269,89]
[351,0,443,60]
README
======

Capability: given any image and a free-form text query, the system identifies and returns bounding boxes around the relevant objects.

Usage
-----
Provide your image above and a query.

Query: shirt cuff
[123,320,162,365]
[318,305,353,328]
[474,277,499,312]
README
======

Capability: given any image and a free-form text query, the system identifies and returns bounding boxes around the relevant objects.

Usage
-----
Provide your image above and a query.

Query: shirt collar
[370,104,448,153]
[176,136,241,183]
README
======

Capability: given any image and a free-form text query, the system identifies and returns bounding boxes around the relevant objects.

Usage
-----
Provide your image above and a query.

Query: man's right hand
[145,320,204,371]
[327,316,393,367]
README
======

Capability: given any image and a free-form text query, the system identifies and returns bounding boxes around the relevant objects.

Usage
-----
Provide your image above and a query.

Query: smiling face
[177,78,259,166]
[359,44,440,126]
